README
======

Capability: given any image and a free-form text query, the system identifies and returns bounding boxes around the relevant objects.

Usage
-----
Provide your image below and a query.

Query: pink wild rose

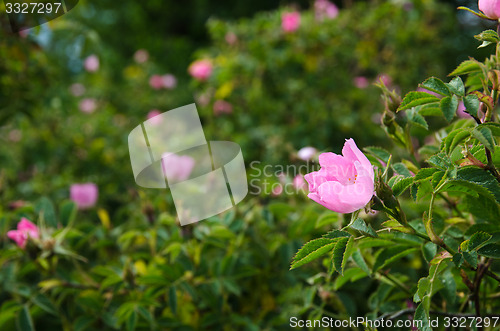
[188,59,213,81]
[161,153,195,183]
[304,139,375,213]
[84,55,99,72]
[479,0,500,19]
[282,11,301,33]
[7,218,39,249]
[70,183,98,209]
[293,174,307,191]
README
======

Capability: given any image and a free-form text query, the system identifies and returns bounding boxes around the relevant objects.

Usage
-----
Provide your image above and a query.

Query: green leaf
[322,230,352,239]
[126,311,137,331]
[59,200,77,227]
[169,287,177,314]
[418,104,442,116]
[414,297,431,331]
[477,122,500,136]
[393,162,412,177]
[427,153,451,170]
[315,212,338,229]
[333,267,368,290]
[440,95,458,122]
[474,29,500,46]
[373,246,418,271]
[31,294,58,316]
[352,249,371,275]
[363,146,391,163]
[419,77,451,96]
[350,218,378,238]
[332,237,353,275]
[74,316,96,331]
[407,108,429,130]
[397,91,440,112]
[446,77,465,96]
[462,232,492,251]
[438,180,481,198]
[415,168,439,181]
[477,244,500,258]
[449,59,482,76]
[413,277,430,302]
[462,251,478,268]
[35,197,57,227]
[290,238,338,269]
[392,176,414,196]
[464,94,480,118]
[422,242,437,263]
[472,126,495,151]
[439,269,457,305]
[456,166,500,203]
[448,129,471,154]
[16,305,35,331]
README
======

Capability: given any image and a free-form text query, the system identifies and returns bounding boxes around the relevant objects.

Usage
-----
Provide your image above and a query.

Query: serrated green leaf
[415,168,439,181]
[416,181,432,201]
[427,153,451,170]
[472,126,496,151]
[373,246,417,271]
[456,166,500,203]
[419,77,451,96]
[291,238,338,269]
[350,218,378,238]
[440,95,458,122]
[352,249,371,275]
[332,237,353,275]
[477,244,500,258]
[322,230,352,239]
[439,269,457,305]
[438,181,480,197]
[476,122,500,136]
[392,176,414,196]
[449,129,471,154]
[463,251,478,268]
[363,146,391,163]
[393,162,412,177]
[464,94,480,118]
[418,105,442,116]
[397,91,440,112]
[449,59,482,76]
[464,232,492,251]
[414,277,430,302]
[446,77,465,96]
[474,29,500,43]
[407,108,429,130]
[422,242,437,263]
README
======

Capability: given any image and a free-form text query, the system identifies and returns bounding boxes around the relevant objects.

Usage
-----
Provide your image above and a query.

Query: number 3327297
[5,3,63,14]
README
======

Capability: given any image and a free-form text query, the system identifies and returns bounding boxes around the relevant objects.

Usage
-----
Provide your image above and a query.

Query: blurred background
[0,0,497,330]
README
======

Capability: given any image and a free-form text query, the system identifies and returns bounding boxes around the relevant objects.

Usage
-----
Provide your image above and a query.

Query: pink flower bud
[304,139,374,213]
[70,183,98,209]
[314,0,339,20]
[84,55,99,72]
[282,11,301,33]
[479,0,500,19]
[188,59,213,81]
[7,218,39,249]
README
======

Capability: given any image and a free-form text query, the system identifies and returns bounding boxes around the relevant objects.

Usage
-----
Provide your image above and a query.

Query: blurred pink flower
[70,183,98,209]
[277,172,287,185]
[272,184,283,196]
[282,11,301,33]
[354,76,369,89]
[213,100,233,116]
[7,218,39,249]
[197,92,211,106]
[134,49,149,63]
[479,0,500,19]
[377,74,392,87]
[149,75,164,90]
[84,55,99,72]
[304,139,374,214]
[188,59,213,81]
[225,32,238,45]
[79,98,97,113]
[161,74,177,89]
[297,146,317,161]
[69,83,86,97]
[161,153,195,182]
[147,109,162,125]
[293,174,307,190]
[314,0,339,20]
